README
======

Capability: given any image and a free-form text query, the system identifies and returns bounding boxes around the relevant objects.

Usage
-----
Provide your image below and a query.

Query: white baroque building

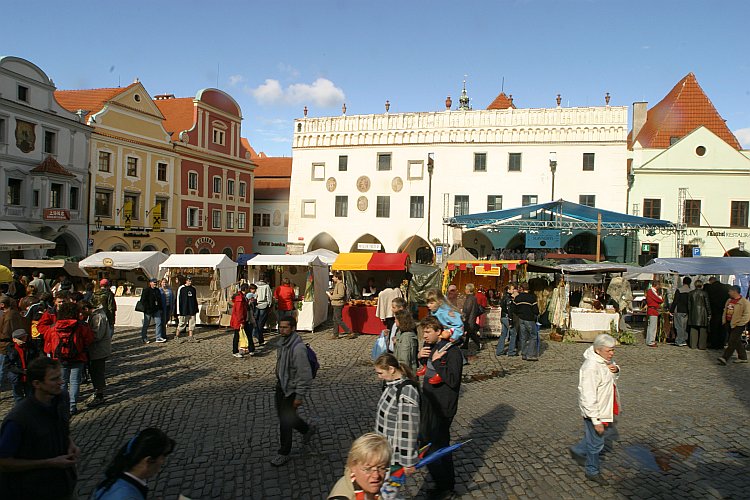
[0,56,91,261]
[288,88,630,261]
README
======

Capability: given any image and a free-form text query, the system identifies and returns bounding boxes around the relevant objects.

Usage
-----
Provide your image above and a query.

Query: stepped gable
[631,73,740,150]
[30,155,75,177]
[54,84,136,119]
[486,91,516,110]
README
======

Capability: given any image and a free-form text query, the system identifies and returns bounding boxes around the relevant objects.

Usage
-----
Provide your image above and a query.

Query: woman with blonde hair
[328,433,392,500]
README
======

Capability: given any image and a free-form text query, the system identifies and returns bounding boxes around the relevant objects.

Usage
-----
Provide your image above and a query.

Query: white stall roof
[248,254,326,267]
[160,254,238,290]
[79,251,168,279]
[0,231,56,251]
[304,249,338,265]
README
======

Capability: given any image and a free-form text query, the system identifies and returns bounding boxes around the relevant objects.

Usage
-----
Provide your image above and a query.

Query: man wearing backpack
[44,302,94,415]
[271,317,316,467]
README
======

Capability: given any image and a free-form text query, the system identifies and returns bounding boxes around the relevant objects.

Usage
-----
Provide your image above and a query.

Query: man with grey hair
[570,333,620,485]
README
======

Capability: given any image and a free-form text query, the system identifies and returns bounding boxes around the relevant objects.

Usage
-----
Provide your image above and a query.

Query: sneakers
[717,357,728,365]
[675,342,687,347]
[270,454,290,467]
[232,353,244,358]
[733,359,748,363]
[156,338,167,343]
[302,424,317,445]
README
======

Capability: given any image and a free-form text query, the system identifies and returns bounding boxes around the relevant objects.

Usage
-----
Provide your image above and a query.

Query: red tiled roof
[630,73,740,150]
[240,137,259,158]
[252,157,292,178]
[54,84,137,119]
[30,156,75,177]
[154,97,196,140]
[254,178,290,200]
[486,92,516,110]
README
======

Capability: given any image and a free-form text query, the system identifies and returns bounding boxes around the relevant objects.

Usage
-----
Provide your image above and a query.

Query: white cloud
[734,127,750,148]
[228,74,246,86]
[247,78,345,108]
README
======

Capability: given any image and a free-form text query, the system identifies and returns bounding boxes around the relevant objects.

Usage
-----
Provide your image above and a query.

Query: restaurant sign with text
[43,209,70,221]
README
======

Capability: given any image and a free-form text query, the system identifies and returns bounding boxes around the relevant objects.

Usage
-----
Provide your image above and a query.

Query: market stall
[247,253,330,331]
[78,251,168,328]
[332,252,410,334]
[159,254,238,326]
[12,259,90,290]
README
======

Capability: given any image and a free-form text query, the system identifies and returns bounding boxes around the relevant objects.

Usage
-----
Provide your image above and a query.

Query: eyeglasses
[359,465,389,476]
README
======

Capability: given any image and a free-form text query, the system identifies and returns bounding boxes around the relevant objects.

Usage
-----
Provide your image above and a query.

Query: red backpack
[54,325,81,362]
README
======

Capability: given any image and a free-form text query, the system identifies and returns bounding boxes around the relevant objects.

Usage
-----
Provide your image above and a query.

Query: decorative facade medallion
[356,176,371,193]
[391,176,404,192]
[273,210,282,226]
[357,196,368,212]
[15,119,35,153]
[326,177,337,192]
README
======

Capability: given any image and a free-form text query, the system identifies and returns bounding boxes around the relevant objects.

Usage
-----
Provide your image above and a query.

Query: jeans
[253,308,269,343]
[7,373,29,402]
[646,315,658,345]
[496,317,517,355]
[673,312,688,345]
[275,385,310,456]
[62,361,84,411]
[141,310,164,342]
[158,307,172,339]
[572,418,606,477]
[518,319,538,358]
[89,358,107,396]
[233,323,255,354]
[332,305,351,335]
[722,325,748,361]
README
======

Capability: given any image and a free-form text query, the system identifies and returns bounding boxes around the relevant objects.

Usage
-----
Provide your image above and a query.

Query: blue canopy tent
[445,199,676,262]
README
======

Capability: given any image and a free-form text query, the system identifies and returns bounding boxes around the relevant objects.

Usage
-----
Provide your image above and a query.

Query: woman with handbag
[230,284,255,358]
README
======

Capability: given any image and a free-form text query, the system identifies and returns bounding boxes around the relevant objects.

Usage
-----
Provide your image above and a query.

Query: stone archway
[52,233,83,258]
[142,244,158,252]
[398,235,433,264]
[308,232,340,253]
[564,232,606,257]
[110,243,129,252]
[462,230,493,259]
[505,233,526,251]
[724,247,750,257]
[350,233,385,253]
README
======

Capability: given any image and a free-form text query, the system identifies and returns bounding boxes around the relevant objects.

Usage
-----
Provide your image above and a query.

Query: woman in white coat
[570,333,620,485]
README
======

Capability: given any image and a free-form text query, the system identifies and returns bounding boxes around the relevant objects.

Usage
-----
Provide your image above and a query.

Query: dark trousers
[253,308,268,344]
[232,323,255,354]
[384,316,395,332]
[722,325,748,361]
[688,326,708,350]
[464,322,482,350]
[89,358,107,396]
[7,373,30,402]
[332,305,351,335]
[275,385,310,456]
[424,414,455,491]
[708,311,725,348]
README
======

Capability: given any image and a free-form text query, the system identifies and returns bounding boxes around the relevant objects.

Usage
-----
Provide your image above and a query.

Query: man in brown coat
[0,296,27,396]
[717,286,750,365]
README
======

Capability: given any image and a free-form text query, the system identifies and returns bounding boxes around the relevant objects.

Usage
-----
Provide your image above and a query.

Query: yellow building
[56,81,178,253]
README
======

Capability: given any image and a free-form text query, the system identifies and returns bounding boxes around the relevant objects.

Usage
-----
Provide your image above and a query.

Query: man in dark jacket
[496,284,518,356]
[176,276,199,339]
[670,277,692,346]
[7,274,25,302]
[461,283,482,351]
[419,315,463,499]
[705,277,730,349]
[0,357,80,499]
[687,280,711,350]
[140,278,164,344]
[514,282,540,361]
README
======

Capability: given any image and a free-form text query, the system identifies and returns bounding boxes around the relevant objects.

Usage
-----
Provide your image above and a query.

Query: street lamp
[549,152,557,201]
[94,216,102,231]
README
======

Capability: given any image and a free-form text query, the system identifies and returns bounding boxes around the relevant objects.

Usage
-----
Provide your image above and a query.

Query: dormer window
[213,129,225,145]
[211,120,227,146]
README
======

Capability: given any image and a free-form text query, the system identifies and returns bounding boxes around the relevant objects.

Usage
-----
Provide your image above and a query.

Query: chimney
[632,102,648,144]
[154,93,175,100]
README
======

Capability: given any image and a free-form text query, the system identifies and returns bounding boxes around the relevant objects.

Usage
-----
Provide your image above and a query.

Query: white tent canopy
[12,259,89,278]
[159,254,238,290]
[0,231,56,251]
[248,254,326,266]
[79,251,167,278]
[304,249,338,265]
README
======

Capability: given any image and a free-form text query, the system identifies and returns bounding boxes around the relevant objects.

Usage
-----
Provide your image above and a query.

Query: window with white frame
[237,212,246,230]
[454,195,469,216]
[377,153,392,171]
[212,128,226,145]
[212,210,222,229]
[487,195,502,211]
[338,155,348,171]
[227,179,235,196]
[253,213,261,227]
[124,193,139,219]
[522,195,538,206]
[239,181,246,198]
[157,162,167,182]
[508,153,522,172]
[582,153,595,171]
[407,160,424,180]
[376,196,390,218]
[213,176,222,194]
[6,178,22,206]
[95,190,112,216]
[262,213,270,227]
[188,171,198,190]
[302,200,316,218]
[226,211,234,229]
[126,157,138,177]
[312,163,325,180]
[410,196,424,218]
[335,196,348,217]
[186,207,201,228]
[50,183,63,208]
[579,194,596,207]
[98,151,111,172]
[474,153,487,172]
[155,197,169,221]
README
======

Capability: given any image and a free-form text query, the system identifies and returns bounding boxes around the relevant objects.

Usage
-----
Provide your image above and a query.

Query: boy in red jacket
[44,302,95,415]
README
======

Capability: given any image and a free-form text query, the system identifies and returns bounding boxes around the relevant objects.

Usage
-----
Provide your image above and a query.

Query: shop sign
[194,236,216,249]
[692,247,701,257]
[641,243,651,252]
[103,258,114,267]
[526,230,560,249]
[43,209,70,221]
[358,243,382,251]
[287,242,304,255]
[258,240,287,248]
[474,266,501,276]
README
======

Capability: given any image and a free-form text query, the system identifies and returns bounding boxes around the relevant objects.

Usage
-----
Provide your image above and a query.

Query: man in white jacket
[570,333,620,485]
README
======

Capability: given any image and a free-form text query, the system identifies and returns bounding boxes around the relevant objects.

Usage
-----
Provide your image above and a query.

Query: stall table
[341,305,386,335]
[570,309,619,341]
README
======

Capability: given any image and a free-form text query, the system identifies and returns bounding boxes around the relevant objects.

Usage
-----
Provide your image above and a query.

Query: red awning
[367,252,409,271]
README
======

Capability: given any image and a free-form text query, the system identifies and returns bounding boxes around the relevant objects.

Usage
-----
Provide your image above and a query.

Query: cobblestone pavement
[2,324,748,499]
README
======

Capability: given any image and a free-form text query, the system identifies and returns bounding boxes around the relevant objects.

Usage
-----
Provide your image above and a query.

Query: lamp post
[549,152,557,201]
[427,153,434,242]
[94,216,102,231]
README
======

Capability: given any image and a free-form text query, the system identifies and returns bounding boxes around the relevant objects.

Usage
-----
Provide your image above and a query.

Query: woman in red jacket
[230,284,255,358]
[645,281,664,347]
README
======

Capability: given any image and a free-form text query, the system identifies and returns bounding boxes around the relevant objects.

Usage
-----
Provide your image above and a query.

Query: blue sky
[3,0,749,156]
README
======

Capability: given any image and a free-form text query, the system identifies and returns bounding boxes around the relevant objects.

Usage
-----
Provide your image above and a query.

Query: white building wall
[289,106,629,256]
[252,199,290,255]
